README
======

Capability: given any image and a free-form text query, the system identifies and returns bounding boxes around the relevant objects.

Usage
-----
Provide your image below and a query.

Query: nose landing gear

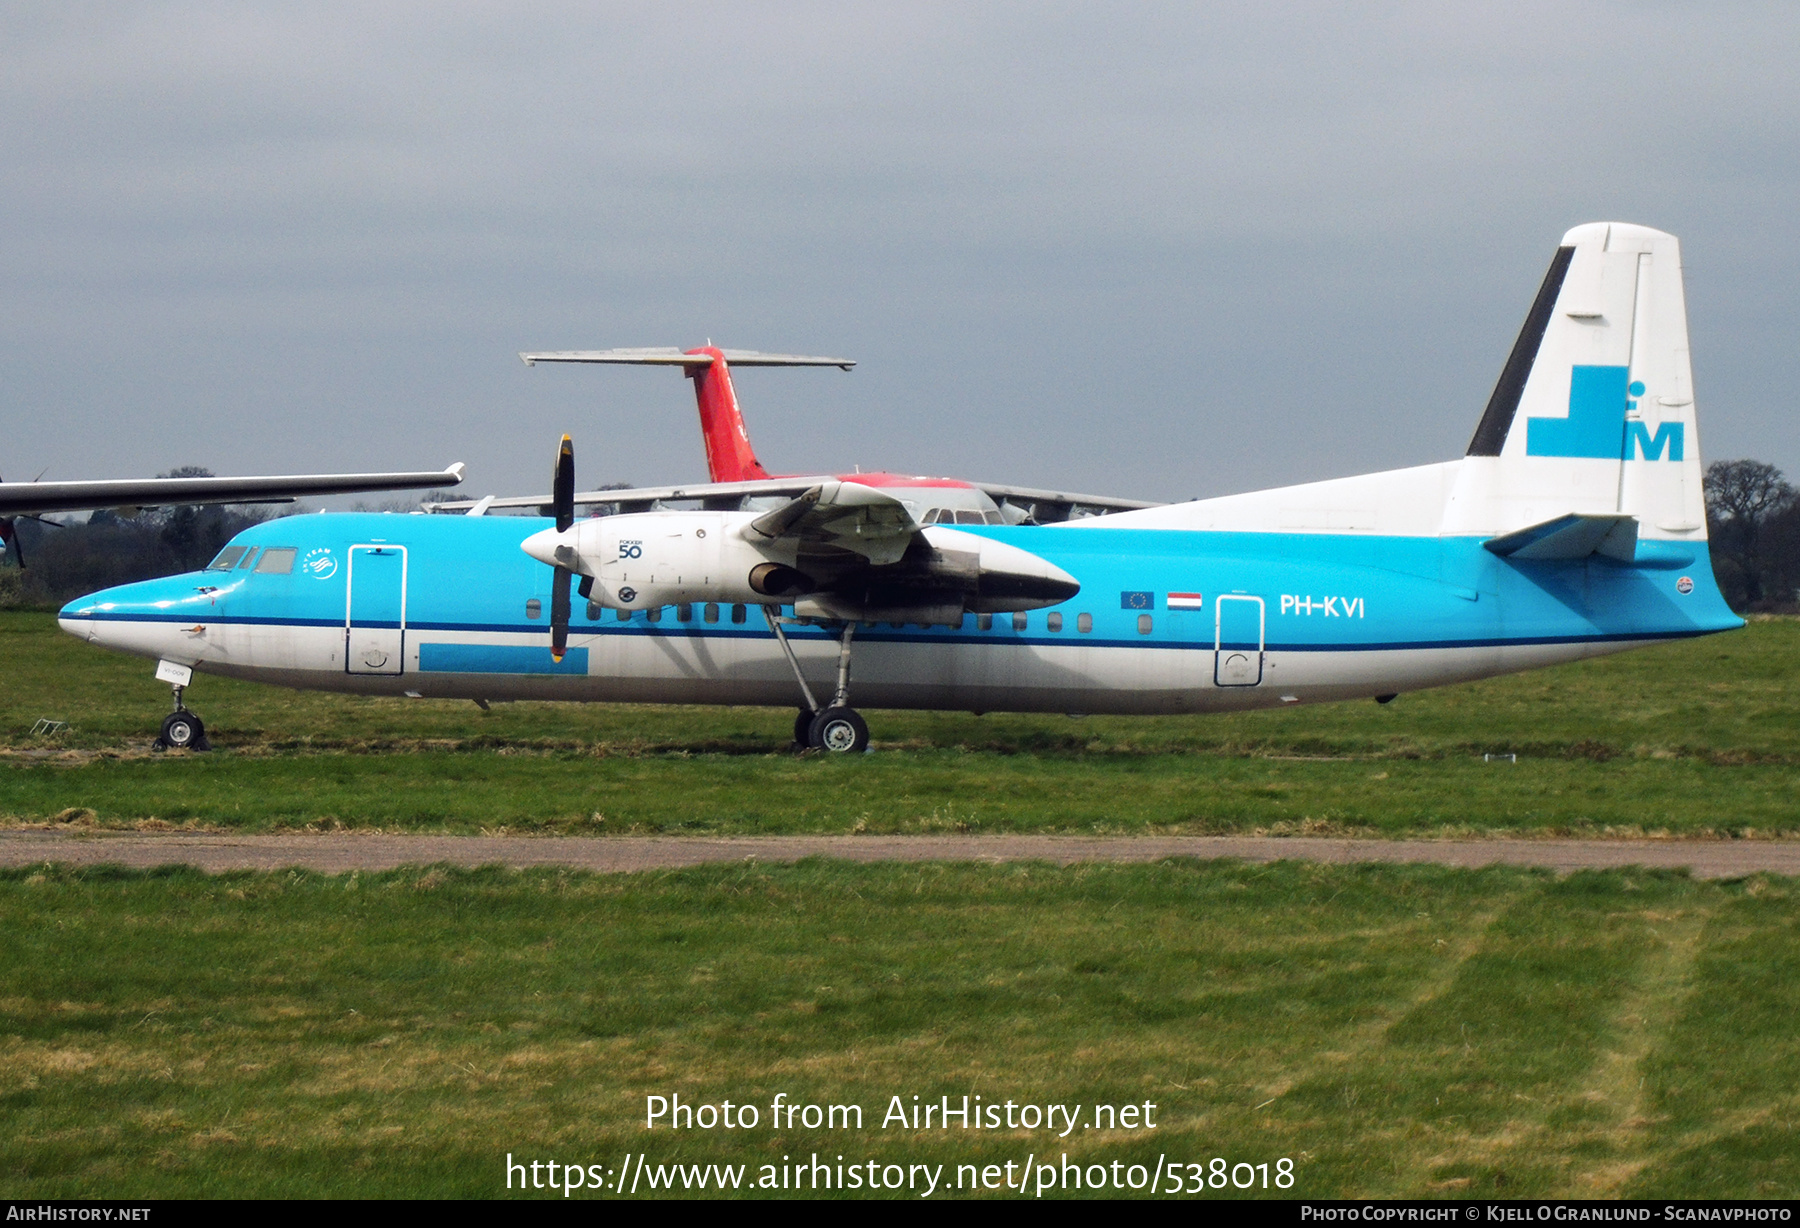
[154,682,211,752]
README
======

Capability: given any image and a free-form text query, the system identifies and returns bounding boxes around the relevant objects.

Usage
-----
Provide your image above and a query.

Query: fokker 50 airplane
[59,222,1740,753]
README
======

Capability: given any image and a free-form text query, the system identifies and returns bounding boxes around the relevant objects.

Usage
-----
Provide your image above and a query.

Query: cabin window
[731,604,747,624]
[1047,612,1063,632]
[206,546,248,571]
[646,607,661,623]
[1077,613,1093,633]
[704,603,720,624]
[236,549,259,569]
[1137,614,1153,635]
[676,603,693,622]
[1013,612,1027,631]
[254,548,296,575]
[586,601,602,621]
[977,613,993,631]
[525,598,542,619]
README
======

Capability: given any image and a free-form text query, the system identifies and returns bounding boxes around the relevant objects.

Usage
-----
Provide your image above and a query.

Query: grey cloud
[2,2,1797,501]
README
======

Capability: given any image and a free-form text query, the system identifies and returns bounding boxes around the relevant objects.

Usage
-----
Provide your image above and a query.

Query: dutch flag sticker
[1167,592,1204,610]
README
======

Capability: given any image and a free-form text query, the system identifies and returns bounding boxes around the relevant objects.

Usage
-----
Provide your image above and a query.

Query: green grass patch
[1,861,1794,1198]
[4,611,1798,835]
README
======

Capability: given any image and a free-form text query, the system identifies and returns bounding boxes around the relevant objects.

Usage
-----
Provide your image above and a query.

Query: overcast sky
[4,3,1797,505]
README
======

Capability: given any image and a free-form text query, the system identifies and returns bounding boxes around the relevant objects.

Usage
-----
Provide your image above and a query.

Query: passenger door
[346,545,407,675]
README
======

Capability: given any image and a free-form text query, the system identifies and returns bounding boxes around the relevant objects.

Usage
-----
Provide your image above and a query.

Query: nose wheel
[765,608,871,754]
[153,684,211,752]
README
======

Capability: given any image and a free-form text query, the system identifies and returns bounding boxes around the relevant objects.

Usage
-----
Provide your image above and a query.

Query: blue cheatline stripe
[418,643,589,675]
[61,610,1711,654]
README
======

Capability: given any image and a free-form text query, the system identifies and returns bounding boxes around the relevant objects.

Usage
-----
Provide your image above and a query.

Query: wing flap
[748,480,918,564]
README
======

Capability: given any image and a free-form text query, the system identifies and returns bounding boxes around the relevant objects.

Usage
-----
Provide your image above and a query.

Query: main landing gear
[765,608,871,754]
[154,683,211,752]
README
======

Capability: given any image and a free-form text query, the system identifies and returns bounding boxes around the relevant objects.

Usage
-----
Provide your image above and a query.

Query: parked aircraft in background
[1,464,465,569]
[59,223,1739,755]
[428,345,1159,525]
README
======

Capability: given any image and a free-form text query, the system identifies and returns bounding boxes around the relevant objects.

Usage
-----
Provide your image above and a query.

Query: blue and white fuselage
[56,222,1745,721]
[57,508,1736,715]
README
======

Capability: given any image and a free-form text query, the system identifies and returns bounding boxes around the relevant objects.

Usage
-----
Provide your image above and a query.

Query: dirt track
[3,831,1798,878]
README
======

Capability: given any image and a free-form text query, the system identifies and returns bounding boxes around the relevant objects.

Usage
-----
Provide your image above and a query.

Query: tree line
[3,463,1797,613]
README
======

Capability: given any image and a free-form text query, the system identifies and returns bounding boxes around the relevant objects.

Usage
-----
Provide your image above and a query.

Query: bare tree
[1706,460,1797,608]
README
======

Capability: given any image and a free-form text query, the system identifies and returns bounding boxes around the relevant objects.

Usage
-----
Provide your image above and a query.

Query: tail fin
[1447,223,1706,543]
[517,347,855,485]
[682,347,770,483]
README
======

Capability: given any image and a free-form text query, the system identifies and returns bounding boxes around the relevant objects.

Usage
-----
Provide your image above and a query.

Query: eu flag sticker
[1120,591,1155,610]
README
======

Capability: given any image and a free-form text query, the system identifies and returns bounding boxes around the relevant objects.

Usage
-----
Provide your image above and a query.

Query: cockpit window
[236,549,259,569]
[206,546,248,571]
[254,548,297,574]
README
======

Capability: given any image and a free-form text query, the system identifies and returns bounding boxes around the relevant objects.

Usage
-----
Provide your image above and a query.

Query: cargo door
[346,545,407,675]
[1214,594,1264,687]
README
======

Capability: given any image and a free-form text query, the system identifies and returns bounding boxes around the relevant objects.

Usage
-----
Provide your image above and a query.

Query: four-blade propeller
[548,436,576,661]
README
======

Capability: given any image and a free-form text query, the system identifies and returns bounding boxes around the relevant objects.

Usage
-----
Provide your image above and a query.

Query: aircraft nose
[57,577,222,655]
[57,596,101,643]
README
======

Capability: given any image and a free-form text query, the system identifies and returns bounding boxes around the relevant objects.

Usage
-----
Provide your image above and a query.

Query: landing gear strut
[154,683,211,752]
[765,607,870,754]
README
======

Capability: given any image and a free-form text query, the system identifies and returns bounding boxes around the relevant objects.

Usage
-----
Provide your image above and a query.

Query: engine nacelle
[520,513,1079,618]
[528,511,794,611]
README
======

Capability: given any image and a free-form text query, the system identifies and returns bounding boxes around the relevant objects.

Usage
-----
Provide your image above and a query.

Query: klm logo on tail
[1525,365,1684,461]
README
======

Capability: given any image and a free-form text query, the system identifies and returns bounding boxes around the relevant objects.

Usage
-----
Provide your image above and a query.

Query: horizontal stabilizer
[1483,513,1638,561]
[520,348,855,370]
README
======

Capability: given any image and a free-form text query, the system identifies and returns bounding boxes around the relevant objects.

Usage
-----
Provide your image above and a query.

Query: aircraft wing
[424,476,836,515]
[425,476,1162,522]
[967,481,1162,518]
[0,464,465,517]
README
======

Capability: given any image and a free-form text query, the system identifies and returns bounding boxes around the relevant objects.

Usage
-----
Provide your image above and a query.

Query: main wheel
[793,707,816,748]
[157,710,208,752]
[807,705,870,754]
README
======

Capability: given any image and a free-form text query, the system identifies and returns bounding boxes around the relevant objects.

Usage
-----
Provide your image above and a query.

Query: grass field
[4,613,1798,1201]
[3,610,1797,836]
[2,860,1795,1199]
